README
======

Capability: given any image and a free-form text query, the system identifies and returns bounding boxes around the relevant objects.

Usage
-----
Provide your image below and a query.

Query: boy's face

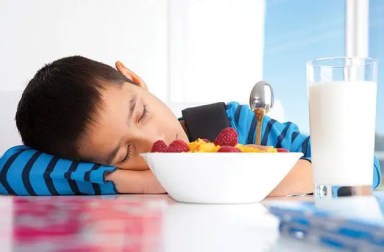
[77,82,189,170]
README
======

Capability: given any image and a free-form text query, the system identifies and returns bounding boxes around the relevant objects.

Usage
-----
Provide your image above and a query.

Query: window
[263,0,383,178]
[370,0,384,166]
[263,0,345,134]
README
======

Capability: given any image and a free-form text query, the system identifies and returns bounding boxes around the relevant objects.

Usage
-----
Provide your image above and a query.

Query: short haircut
[15,56,132,160]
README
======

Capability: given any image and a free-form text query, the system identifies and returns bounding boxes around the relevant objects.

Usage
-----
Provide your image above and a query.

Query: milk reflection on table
[308,80,377,186]
[315,195,383,221]
[162,203,279,252]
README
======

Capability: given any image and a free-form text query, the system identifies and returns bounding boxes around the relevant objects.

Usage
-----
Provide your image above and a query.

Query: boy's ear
[115,61,148,90]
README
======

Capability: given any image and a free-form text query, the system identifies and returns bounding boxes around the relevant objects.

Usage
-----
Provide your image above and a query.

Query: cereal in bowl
[150,127,289,153]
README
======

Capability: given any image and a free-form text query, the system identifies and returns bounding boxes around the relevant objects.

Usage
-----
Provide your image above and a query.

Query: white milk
[308,81,377,185]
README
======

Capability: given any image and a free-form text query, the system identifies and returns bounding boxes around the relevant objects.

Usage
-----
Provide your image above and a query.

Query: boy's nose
[135,131,166,152]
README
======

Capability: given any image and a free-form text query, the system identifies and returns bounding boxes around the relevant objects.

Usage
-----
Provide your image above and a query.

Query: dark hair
[15,55,132,160]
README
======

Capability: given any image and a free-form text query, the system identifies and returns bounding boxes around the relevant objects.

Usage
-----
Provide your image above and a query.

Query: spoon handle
[255,108,264,145]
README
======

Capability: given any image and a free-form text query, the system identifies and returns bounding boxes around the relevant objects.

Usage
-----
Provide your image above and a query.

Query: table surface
[0,194,353,252]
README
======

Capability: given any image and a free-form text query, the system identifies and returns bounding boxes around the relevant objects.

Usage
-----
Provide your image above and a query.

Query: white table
[0,194,342,252]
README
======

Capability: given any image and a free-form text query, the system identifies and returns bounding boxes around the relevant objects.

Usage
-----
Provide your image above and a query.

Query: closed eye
[138,104,148,123]
[119,104,148,164]
[120,144,131,164]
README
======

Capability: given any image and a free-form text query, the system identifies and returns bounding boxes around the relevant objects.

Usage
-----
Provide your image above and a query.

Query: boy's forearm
[268,159,313,197]
[105,169,166,194]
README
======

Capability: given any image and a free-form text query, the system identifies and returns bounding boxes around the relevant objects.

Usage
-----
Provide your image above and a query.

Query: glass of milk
[306,57,378,199]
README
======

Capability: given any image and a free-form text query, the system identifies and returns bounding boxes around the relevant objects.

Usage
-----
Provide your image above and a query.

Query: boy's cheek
[116,156,150,171]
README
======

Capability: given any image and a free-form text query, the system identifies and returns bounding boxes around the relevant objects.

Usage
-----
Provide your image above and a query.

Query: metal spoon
[249,81,274,113]
[249,81,274,144]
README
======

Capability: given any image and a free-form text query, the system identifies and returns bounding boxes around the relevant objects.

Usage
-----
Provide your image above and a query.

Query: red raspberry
[277,148,289,153]
[151,140,168,152]
[214,127,238,147]
[167,139,190,152]
[218,146,241,152]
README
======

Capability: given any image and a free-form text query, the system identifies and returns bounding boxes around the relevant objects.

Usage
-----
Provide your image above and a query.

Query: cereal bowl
[140,152,303,204]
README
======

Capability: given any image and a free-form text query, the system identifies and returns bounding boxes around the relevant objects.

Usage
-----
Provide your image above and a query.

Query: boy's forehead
[94,82,145,128]
[99,82,132,103]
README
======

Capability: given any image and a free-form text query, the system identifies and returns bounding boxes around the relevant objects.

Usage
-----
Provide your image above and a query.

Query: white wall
[0,0,271,154]
[0,91,22,154]
[0,0,168,96]
[0,0,168,153]
[168,0,265,105]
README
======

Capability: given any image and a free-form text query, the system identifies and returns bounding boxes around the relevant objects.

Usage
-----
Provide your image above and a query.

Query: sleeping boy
[0,56,381,196]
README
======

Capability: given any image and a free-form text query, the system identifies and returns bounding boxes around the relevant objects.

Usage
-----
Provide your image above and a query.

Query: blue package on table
[265,192,384,251]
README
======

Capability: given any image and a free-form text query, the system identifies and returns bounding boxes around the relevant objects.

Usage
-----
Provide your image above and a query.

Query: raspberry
[167,139,190,152]
[277,148,289,153]
[218,146,241,152]
[151,140,168,152]
[214,127,238,147]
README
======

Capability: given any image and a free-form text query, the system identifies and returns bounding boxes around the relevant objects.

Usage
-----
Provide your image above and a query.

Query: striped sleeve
[0,145,117,196]
[225,101,311,158]
[225,101,382,189]
[373,156,382,189]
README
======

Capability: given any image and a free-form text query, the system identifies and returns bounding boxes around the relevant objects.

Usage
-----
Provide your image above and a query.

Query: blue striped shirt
[0,101,381,195]
[226,101,382,189]
[0,145,117,196]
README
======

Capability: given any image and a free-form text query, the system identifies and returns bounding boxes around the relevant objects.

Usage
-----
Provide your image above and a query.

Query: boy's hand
[105,169,166,194]
[268,159,313,197]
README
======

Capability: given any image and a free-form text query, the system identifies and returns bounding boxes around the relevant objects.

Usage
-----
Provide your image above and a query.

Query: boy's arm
[258,117,313,196]
[268,159,313,197]
[226,102,313,196]
[105,169,166,194]
[0,146,118,196]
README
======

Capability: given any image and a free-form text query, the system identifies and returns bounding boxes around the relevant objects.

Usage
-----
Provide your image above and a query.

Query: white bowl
[141,152,303,204]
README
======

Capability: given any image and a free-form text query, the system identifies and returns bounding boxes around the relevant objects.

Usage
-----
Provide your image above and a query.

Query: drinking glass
[306,57,378,198]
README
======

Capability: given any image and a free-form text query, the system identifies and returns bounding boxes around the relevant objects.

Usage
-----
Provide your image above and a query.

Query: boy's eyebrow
[104,96,137,165]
